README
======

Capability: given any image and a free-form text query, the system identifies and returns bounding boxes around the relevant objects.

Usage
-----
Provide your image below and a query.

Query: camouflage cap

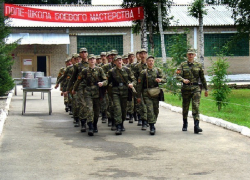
[114,55,122,60]
[88,54,95,59]
[136,50,140,54]
[147,55,155,60]
[100,52,106,56]
[140,49,147,53]
[111,49,118,55]
[96,55,101,59]
[79,47,88,52]
[187,48,196,54]
[72,53,79,58]
[128,52,134,56]
[106,51,111,56]
[65,57,71,62]
[122,54,128,59]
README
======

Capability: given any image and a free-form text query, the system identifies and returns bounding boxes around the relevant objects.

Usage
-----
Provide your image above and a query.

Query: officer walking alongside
[176,48,208,134]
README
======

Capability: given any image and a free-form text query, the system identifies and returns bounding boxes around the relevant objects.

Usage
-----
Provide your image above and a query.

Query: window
[77,35,123,55]
[204,33,249,56]
[147,34,187,57]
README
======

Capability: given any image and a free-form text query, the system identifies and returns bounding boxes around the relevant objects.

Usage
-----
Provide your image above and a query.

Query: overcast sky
[92,0,194,5]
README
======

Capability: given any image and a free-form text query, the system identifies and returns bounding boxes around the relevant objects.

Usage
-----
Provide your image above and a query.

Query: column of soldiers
[55,48,168,136]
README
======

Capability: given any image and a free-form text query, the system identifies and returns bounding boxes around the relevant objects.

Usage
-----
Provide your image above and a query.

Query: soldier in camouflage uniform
[137,55,166,135]
[108,55,136,135]
[133,49,148,128]
[55,56,76,116]
[56,58,71,112]
[102,50,117,130]
[126,52,136,123]
[176,48,208,134]
[67,48,89,130]
[122,54,128,65]
[101,52,107,65]
[73,55,107,136]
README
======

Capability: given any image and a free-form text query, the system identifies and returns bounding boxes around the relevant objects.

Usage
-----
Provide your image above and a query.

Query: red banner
[4,3,144,23]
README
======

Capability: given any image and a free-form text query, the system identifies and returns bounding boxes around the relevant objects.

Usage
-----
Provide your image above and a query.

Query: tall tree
[0,0,18,96]
[188,0,207,68]
[228,0,250,35]
[122,0,173,51]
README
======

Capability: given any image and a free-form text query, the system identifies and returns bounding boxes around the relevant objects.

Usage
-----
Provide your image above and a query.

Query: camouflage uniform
[133,62,148,125]
[137,67,166,134]
[108,65,136,134]
[56,67,68,109]
[176,59,208,133]
[126,63,134,123]
[73,66,107,136]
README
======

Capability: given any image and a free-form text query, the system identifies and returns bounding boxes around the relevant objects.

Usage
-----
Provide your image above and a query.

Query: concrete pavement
[0,85,250,180]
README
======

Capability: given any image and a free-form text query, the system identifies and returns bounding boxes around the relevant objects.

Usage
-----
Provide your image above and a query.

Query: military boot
[74,117,80,127]
[111,118,116,131]
[93,118,98,133]
[87,122,94,136]
[141,120,147,130]
[101,112,107,123]
[115,124,122,135]
[137,114,142,126]
[182,118,188,131]
[129,113,133,123]
[149,123,156,135]
[65,104,68,112]
[80,119,86,132]
[126,113,130,120]
[194,120,203,134]
[133,112,138,121]
[108,118,112,127]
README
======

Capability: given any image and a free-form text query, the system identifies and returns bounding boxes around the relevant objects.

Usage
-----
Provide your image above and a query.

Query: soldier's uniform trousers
[182,89,201,121]
[127,96,134,114]
[85,94,100,123]
[72,93,79,118]
[113,93,127,125]
[142,90,159,124]
[78,88,87,120]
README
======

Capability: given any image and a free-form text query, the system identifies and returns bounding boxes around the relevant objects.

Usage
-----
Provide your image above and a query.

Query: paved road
[0,86,250,180]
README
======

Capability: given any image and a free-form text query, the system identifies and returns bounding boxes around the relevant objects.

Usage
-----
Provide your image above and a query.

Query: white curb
[159,101,250,138]
[0,89,14,137]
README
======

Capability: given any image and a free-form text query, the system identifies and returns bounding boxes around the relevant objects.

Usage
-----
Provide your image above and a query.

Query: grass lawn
[164,89,250,128]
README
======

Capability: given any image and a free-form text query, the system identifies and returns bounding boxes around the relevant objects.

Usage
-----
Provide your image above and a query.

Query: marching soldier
[102,50,118,130]
[108,55,136,135]
[100,52,107,65]
[73,55,107,136]
[137,55,166,135]
[176,48,208,134]
[133,49,148,129]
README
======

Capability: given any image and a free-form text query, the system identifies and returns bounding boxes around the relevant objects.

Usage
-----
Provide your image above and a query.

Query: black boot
[108,118,112,127]
[149,123,156,135]
[126,113,130,120]
[129,113,133,123]
[115,124,122,135]
[88,122,94,136]
[111,118,116,131]
[133,112,138,121]
[74,117,80,127]
[121,121,125,131]
[101,112,107,123]
[141,120,147,130]
[93,118,98,133]
[182,118,188,131]
[194,120,202,134]
[137,114,142,126]
[65,104,68,112]
[80,119,86,132]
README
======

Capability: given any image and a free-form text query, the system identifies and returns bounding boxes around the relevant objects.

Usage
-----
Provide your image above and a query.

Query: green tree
[227,0,250,35]
[188,0,207,69]
[0,1,18,96]
[208,50,231,111]
[122,0,173,50]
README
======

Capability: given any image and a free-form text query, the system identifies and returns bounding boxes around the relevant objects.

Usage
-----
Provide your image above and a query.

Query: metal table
[22,88,53,115]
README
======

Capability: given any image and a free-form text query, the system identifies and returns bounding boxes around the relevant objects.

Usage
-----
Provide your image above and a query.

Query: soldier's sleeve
[199,64,208,91]
[57,68,68,84]
[158,68,166,83]
[100,68,108,86]
[175,64,184,82]
[73,69,85,91]
[128,68,136,86]
[67,64,78,91]
[107,69,113,85]
[137,70,144,98]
